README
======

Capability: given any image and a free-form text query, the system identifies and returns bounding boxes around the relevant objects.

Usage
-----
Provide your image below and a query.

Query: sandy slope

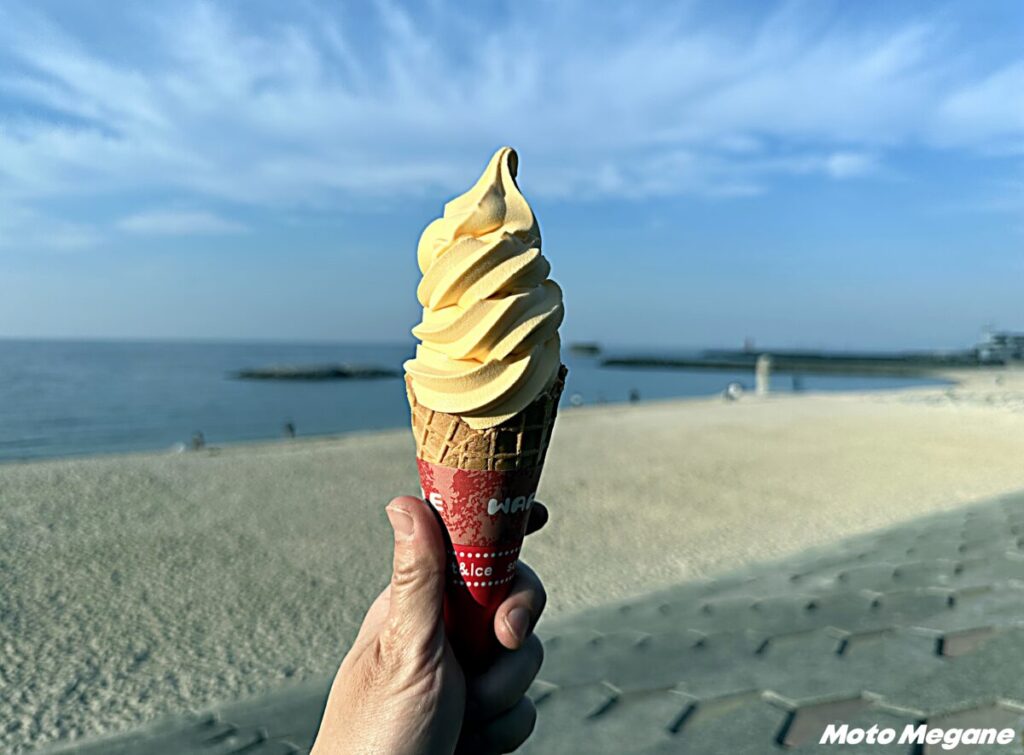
[3,368,1024,751]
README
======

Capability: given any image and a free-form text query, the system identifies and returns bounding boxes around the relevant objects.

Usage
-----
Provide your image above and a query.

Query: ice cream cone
[407,365,567,667]
[403,146,564,667]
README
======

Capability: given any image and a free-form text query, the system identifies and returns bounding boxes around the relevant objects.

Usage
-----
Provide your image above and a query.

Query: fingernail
[505,606,530,642]
[386,505,414,541]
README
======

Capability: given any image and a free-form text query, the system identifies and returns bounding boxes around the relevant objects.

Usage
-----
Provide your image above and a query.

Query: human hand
[311,495,548,755]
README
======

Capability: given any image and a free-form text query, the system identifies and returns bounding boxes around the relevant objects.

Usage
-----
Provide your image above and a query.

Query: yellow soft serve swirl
[404,147,563,430]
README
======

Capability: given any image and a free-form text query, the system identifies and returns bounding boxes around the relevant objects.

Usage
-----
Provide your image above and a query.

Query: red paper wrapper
[417,458,542,669]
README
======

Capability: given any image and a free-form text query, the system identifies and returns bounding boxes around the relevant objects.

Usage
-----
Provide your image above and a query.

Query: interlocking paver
[836,562,899,589]
[643,691,789,755]
[778,694,877,747]
[521,687,693,755]
[890,559,959,585]
[518,682,630,754]
[879,629,1024,715]
[938,627,999,657]
[41,493,1024,754]
[793,705,920,754]
[923,702,1024,755]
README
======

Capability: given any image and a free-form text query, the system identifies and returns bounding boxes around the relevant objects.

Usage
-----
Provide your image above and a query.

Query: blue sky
[0,0,1021,349]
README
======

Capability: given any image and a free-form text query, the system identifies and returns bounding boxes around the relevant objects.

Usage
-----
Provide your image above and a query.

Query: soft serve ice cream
[404,147,563,429]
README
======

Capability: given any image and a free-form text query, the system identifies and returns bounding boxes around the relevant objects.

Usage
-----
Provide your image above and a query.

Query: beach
[4,368,1024,752]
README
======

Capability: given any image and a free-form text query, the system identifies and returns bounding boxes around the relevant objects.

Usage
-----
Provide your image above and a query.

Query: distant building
[976,331,1024,363]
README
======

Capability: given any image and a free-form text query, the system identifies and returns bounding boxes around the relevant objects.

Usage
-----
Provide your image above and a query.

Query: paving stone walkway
[43,492,1024,754]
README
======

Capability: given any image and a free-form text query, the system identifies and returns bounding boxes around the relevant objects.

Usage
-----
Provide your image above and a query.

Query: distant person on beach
[284,421,296,438]
[312,496,548,754]
[724,382,744,401]
[190,431,205,450]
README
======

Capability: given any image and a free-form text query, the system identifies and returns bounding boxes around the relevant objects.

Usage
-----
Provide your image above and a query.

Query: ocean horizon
[0,338,949,464]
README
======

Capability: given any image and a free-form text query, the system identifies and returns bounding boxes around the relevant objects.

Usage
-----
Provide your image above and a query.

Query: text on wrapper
[423,490,537,516]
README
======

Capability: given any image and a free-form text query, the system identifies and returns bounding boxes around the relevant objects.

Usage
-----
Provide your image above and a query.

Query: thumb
[384,496,447,641]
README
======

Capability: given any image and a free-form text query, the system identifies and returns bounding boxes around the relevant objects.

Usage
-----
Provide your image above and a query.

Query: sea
[0,339,950,464]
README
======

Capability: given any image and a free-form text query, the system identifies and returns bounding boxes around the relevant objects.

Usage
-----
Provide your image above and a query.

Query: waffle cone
[406,365,567,471]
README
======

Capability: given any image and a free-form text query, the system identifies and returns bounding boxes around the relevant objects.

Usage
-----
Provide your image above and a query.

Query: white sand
[4,368,1024,751]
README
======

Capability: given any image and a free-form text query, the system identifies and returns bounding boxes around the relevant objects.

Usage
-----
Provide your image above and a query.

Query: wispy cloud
[0,0,1020,220]
[116,209,247,235]
[0,201,100,251]
[824,152,879,179]
[937,61,1024,151]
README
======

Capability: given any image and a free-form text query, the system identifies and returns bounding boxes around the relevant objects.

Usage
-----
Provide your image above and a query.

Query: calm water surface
[0,340,949,463]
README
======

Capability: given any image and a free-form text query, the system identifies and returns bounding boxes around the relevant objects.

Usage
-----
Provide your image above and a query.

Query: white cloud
[116,210,247,235]
[824,152,879,179]
[0,0,1019,214]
